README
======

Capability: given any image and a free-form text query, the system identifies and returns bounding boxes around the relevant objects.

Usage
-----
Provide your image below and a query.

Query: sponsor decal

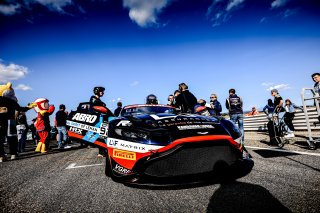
[177,125,215,130]
[67,120,81,128]
[113,164,133,174]
[67,120,99,133]
[99,123,108,137]
[107,138,164,153]
[150,115,177,120]
[69,127,82,135]
[113,149,136,160]
[116,120,131,127]
[72,113,98,123]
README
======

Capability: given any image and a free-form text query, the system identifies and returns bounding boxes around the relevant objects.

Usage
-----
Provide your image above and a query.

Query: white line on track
[66,163,103,169]
[246,146,320,157]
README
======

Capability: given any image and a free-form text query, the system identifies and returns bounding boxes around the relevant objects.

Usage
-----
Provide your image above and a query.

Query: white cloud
[0,0,73,15]
[261,82,274,87]
[267,84,290,91]
[0,4,21,16]
[14,84,32,91]
[0,62,28,82]
[207,0,246,27]
[271,0,290,9]
[260,17,267,23]
[123,0,171,27]
[130,81,139,87]
[226,0,245,11]
[32,0,73,13]
[281,9,296,19]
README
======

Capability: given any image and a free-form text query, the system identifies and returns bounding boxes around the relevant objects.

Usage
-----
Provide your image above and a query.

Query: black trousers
[284,112,295,131]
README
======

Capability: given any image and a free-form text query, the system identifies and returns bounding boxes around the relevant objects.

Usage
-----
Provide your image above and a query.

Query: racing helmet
[93,87,105,95]
[146,94,158,104]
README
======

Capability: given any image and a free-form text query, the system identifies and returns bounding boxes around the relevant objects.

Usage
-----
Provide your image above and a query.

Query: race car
[67,103,253,185]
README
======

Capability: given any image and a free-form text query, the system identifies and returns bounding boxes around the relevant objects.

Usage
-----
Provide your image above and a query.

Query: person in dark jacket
[175,83,197,113]
[55,104,70,149]
[90,87,106,107]
[114,101,122,117]
[226,88,244,142]
[0,82,32,162]
[89,86,113,157]
[263,99,274,115]
[209,93,222,116]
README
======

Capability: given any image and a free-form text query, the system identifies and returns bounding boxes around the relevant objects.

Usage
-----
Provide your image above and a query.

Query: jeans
[230,113,244,143]
[17,124,27,152]
[277,112,293,133]
[57,126,67,148]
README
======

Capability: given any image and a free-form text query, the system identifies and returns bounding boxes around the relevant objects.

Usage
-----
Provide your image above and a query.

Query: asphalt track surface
[0,137,320,213]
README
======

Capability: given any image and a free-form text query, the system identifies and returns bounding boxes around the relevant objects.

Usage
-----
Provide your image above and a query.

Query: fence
[243,107,319,131]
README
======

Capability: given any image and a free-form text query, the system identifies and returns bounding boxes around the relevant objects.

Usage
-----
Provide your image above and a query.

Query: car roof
[123,104,175,109]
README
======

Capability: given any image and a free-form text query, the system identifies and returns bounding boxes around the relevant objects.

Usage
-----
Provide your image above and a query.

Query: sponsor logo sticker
[113,149,136,160]
[72,113,98,123]
[113,164,133,174]
[177,124,215,130]
[107,138,164,153]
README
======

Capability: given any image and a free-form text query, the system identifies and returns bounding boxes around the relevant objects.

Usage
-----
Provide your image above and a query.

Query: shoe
[11,155,16,160]
[41,144,47,153]
[64,145,71,149]
[35,142,42,152]
[0,157,3,162]
[285,133,295,138]
[97,154,104,157]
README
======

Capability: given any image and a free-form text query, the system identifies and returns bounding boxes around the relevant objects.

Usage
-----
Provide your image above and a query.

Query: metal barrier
[243,106,319,131]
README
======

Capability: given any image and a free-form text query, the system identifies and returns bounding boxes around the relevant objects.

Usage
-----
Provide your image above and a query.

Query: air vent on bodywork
[143,141,240,177]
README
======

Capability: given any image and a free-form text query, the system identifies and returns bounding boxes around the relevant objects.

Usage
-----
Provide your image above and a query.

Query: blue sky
[1,0,320,122]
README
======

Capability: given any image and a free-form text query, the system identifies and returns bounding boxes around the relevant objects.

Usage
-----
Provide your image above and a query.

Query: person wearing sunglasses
[209,94,222,116]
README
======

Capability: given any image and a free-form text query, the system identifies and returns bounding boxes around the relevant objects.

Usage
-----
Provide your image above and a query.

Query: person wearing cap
[271,89,284,112]
[311,73,320,96]
[55,104,70,149]
[270,89,294,138]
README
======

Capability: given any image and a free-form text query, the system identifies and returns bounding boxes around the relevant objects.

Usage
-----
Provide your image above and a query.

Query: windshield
[121,105,177,116]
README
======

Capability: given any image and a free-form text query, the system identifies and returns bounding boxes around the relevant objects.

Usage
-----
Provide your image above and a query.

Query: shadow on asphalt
[253,149,299,158]
[207,182,291,213]
[2,140,88,161]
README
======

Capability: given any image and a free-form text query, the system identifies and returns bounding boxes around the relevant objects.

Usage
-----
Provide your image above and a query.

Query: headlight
[115,128,148,140]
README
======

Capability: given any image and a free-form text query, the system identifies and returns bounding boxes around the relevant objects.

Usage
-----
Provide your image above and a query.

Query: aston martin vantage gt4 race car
[67,103,253,185]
